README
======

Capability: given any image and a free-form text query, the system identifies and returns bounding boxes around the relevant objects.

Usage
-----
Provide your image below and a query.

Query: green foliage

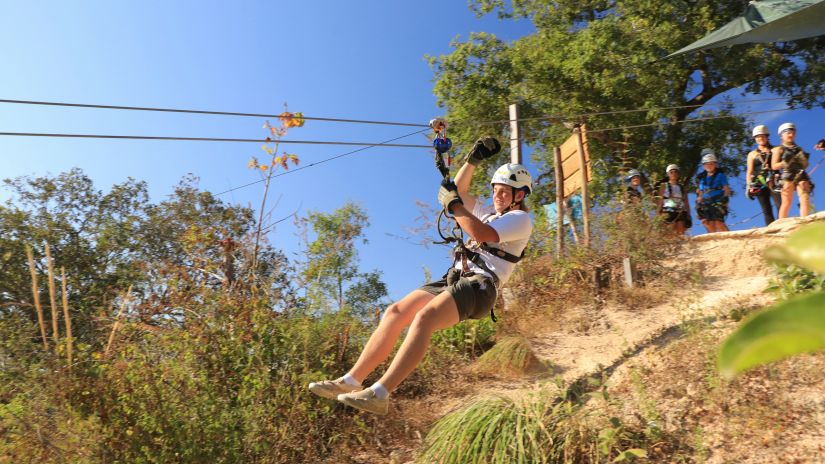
[429,0,825,201]
[0,170,266,344]
[718,292,825,379]
[766,264,825,299]
[432,318,496,358]
[0,171,404,463]
[719,222,825,378]
[298,202,389,316]
[764,222,825,275]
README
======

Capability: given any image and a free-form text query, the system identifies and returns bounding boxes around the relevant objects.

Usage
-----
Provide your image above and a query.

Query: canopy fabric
[667,0,825,58]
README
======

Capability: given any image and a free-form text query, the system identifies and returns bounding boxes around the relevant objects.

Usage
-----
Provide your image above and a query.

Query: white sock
[340,373,361,387]
[370,382,389,400]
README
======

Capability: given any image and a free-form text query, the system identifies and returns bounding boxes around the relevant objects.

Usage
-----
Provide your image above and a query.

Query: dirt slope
[351,212,825,463]
[528,213,825,385]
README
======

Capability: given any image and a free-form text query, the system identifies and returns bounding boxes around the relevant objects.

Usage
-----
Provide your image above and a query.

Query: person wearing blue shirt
[695,149,731,233]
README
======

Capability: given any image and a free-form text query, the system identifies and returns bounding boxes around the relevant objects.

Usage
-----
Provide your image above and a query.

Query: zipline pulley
[429,117,464,247]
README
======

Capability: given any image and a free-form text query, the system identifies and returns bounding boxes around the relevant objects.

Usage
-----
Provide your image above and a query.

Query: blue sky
[1,2,822,301]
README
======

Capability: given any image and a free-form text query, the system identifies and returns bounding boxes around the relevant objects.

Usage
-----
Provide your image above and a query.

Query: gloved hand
[815,139,825,151]
[438,179,463,213]
[464,136,501,166]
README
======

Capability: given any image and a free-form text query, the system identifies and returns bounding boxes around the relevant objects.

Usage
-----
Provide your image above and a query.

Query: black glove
[815,139,825,151]
[464,136,501,166]
[438,179,463,213]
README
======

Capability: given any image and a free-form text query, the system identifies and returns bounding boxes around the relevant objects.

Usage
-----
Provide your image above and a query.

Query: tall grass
[418,393,582,464]
[473,335,537,376]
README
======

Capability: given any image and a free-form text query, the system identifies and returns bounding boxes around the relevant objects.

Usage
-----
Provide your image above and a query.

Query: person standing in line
[772,122,813,218]
[696,149,731,233]
[657,164,691,235]
[745,125,780,225]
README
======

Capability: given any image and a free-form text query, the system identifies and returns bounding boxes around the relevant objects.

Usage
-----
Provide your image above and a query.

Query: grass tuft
[473,335,538,376]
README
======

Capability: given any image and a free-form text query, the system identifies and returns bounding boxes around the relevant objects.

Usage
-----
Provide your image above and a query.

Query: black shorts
[418,273,497,321]
[662,210,688,225]
[697,201,728,222]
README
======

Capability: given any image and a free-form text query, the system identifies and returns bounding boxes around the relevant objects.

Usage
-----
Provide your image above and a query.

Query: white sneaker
[308,378,361,400]
[337,388,389,416]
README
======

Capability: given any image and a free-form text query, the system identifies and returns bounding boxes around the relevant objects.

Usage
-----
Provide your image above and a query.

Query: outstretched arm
[453,162,478,213]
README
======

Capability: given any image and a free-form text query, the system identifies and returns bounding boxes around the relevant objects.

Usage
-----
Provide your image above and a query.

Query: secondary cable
[214,128,430,196]
[0,131,431,148]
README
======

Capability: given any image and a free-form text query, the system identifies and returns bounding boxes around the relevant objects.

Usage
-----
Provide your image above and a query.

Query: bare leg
[702,219,713,233]
[798,181,811,217]
[779,182,795,219]
[348,290,434,382]
[377,291,460,392]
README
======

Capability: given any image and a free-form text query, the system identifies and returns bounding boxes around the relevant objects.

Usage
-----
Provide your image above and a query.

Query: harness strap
[479,243,524,263]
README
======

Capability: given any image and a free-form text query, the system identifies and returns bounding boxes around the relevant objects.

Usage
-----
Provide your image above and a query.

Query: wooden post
[554,147,564,254]
[509,104,522,164]
[623,257,635,288]
[574,125,591,247]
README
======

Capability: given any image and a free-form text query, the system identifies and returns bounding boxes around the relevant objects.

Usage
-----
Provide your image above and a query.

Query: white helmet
[625,169,641,181]
[778,122,796,135]
[491,163,532,194]
[752,125,769,137]
[701,149,718,164]
[666,164,679,174]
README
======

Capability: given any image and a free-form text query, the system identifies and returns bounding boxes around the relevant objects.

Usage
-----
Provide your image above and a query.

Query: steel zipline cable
[0,107,796,147]
[0,99,430,128]
[0,95,802,129]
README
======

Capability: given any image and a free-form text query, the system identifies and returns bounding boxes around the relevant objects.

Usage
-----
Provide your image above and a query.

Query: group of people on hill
[625,121,824,235]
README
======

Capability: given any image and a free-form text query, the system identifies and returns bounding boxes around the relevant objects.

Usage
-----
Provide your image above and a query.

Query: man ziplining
[308,136,534,415]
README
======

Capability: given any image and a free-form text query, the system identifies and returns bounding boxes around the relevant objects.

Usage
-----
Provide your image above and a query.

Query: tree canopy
[429,0,825,202]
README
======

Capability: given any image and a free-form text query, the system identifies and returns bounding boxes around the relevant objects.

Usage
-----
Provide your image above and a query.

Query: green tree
[298,202,388,316]
[429,0,825,202]
[0,169,292,342]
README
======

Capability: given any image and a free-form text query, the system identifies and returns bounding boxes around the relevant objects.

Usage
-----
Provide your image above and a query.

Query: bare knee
[410,306,442,333]
[381,303,409,328]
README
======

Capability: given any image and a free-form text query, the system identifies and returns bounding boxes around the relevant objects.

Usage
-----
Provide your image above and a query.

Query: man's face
[630,175,641,187]
[703,161,717,172]
[668,170,679,181]
[492,184,522,212]
[781,129,796,144]
[755,134,768,145]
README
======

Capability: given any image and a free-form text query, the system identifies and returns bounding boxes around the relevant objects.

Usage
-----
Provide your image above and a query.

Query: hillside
[354,212,825,463]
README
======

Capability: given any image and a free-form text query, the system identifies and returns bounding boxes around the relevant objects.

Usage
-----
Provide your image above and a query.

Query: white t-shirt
[662,182,685,210]
[452,201,533,285]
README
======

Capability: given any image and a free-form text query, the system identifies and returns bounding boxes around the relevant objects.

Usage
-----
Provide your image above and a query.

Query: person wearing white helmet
[745,124,780,225]
[695,149,731,233]
[771,122,813,218]
[657,164,691,235]
[624,169,644,203]
[311,137,533,416]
